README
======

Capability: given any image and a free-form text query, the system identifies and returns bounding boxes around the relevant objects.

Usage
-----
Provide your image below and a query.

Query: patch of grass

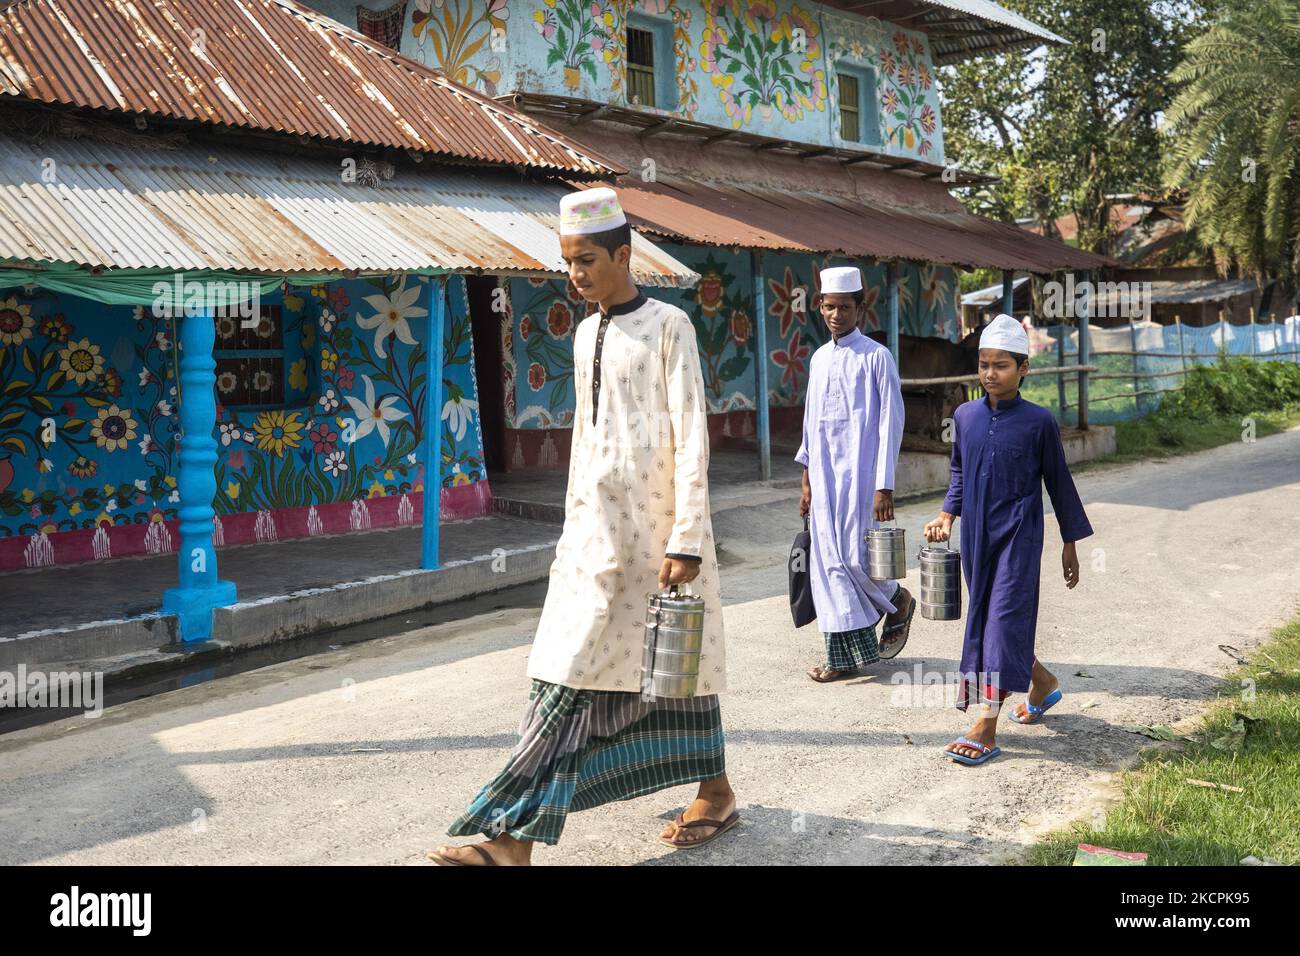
[1026,615,1300,866]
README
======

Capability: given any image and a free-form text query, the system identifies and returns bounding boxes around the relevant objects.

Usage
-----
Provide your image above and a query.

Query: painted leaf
[42,351,56,369]
[4,379,25,393]
[21,349,34,373]
[0,410,22,425]
[84,395,108,407]
[2,436,27,454]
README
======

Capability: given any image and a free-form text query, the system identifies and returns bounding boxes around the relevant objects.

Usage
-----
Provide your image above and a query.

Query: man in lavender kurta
[797,267,914,682]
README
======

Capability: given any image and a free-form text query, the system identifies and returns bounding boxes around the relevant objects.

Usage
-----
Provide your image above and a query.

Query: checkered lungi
[823,625,881,671]
[447,679,725,846]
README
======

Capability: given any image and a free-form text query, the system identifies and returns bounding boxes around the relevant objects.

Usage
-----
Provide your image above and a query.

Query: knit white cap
[980,313,1029,353]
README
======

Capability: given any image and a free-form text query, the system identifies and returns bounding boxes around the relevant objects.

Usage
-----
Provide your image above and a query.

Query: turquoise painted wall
[400,0,945,162]
[0,276,486,543]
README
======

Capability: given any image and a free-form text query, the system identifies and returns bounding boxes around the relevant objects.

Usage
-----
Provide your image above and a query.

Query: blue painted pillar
[420,276,447,569]
[885,261,900,365]
[163,308,236,641]
[1001,270,1014,316]
[751,250,770,481]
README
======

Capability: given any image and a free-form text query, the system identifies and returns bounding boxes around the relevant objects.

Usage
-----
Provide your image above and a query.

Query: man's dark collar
[605,292,646,317]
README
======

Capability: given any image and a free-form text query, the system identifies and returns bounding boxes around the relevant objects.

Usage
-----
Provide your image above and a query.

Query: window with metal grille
[627,26,657,108]
[838,73,861,142]
[214,305,287,409]
[356,2,407,51]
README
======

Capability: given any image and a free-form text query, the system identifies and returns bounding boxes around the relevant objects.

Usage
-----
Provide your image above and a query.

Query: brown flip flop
[427,844,497,866]
[878,589,916,660]
[660,810,741,849]
[808,665,854,683]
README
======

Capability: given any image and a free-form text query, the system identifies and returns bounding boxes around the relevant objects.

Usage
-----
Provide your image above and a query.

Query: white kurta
[527,296,725,694]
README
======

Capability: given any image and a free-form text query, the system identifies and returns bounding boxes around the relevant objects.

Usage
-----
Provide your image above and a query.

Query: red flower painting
[547,301,573,338]
[771,329,811,389]
[528,362,547,391]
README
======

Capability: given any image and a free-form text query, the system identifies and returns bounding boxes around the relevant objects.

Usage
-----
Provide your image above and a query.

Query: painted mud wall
[0,275,487,571]
[400,0,945,162]
[499,246,957,468]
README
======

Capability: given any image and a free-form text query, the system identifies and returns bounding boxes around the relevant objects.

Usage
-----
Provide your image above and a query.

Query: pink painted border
[0,480,493,573]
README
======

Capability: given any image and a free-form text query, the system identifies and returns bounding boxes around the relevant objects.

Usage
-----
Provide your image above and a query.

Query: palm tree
[1164,0,1300,283]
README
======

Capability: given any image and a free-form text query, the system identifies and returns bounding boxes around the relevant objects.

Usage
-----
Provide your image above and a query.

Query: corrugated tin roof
[0,131,696,286]
[1106,278,1260,307]
[0,0,620,176]
[615,174,1111,274]
[820,0,1064,64]
[961,275,1028,306]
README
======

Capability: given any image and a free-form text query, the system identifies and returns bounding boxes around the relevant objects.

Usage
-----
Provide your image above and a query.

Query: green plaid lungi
[448,679,725,846]
[824,625,881,671]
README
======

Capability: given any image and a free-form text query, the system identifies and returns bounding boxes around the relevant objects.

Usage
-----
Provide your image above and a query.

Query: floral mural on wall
[0,276,489,570]
[507,276,587,428]
[603,0,700,117]
[0,292,180,543]
[678,250,754,410]
[879,27,937,157]
[699,0,827,128]
[534,0,613,90]
[410,0,509,95]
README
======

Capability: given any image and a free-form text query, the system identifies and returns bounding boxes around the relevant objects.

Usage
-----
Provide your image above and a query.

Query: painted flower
[318,309,336,335]
[893,31,909,55]
[520,315,534,341]
[309,423,338,454]
[69,502,82,517]
[918,62,932,90]
[897,62,914,88]
[547,301,573,338]
[38,314,72,342]
[860,285,881,330]
[226,481,241,501]
[920,265,950,313]
[318,388,340,413]
[771,329,811,389]
[729,309,751,346]
[252,409,307,458]
[358,278,425,360]
[97,367,123,397]
[323,450,347,477]
[911,35,924,55]
[217,371,238,394]
[156,399,172,417]
[335,367,355,391]
[767,267,807,339]
[91,405,138,452]
[442,395,479,442]
[527,362,546,391]
[532,8,556,41]
[300,323,315,350]
[219,422,243,446]
[216,315,238,340]
[155,332,172,351]
[343,374,409,448]
[920,103,936,135]
[139,436,158,456]
[59,338,105,385]
[321,350,339,372]
[254,315,274,339]
[0,297,34,346]
[328,286,350,312]
[880,49,896,78]
[367,479,387,499]
[227,449,245,469]
[37,458,53,474]
[139,368,155,387]
[68,456,97,478]
[251,369,275,393]
[698,271,725,318]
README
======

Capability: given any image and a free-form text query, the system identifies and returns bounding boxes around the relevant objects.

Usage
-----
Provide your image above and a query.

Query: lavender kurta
[943,393,1093,706]
[795,327,905,632]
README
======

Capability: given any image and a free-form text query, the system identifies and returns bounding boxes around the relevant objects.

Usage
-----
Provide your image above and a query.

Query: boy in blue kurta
[924,315,1093,766]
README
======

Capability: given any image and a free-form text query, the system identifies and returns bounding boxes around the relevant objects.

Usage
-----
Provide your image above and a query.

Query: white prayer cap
[559,187,627,235]
[980,313,1029,354]
[819,266,863,294]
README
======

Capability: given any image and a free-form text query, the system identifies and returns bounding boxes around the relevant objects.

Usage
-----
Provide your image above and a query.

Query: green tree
[942,1,1203,255]
[1164,0,1300,283]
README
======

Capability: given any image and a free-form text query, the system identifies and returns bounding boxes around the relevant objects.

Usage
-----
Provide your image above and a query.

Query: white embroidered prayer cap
[819,266,863,294]
[980,313,1029,354]
[559,187,627,235]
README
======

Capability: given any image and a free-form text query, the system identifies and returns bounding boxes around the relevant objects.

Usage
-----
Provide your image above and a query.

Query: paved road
[2,428,1298,865]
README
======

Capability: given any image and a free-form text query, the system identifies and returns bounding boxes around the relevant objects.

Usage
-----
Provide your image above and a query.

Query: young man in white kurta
[528,295,725,692]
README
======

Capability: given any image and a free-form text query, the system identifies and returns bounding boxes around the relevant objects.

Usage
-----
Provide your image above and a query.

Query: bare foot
[428,834,533,866]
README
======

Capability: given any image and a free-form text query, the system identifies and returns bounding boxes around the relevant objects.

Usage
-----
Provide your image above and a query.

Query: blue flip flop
[1008,688,1063,724]
[943,737,1001,766]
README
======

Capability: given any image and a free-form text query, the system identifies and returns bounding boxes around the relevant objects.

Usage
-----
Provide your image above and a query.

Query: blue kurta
[795,327,905,632]
[942,393,1092,709]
